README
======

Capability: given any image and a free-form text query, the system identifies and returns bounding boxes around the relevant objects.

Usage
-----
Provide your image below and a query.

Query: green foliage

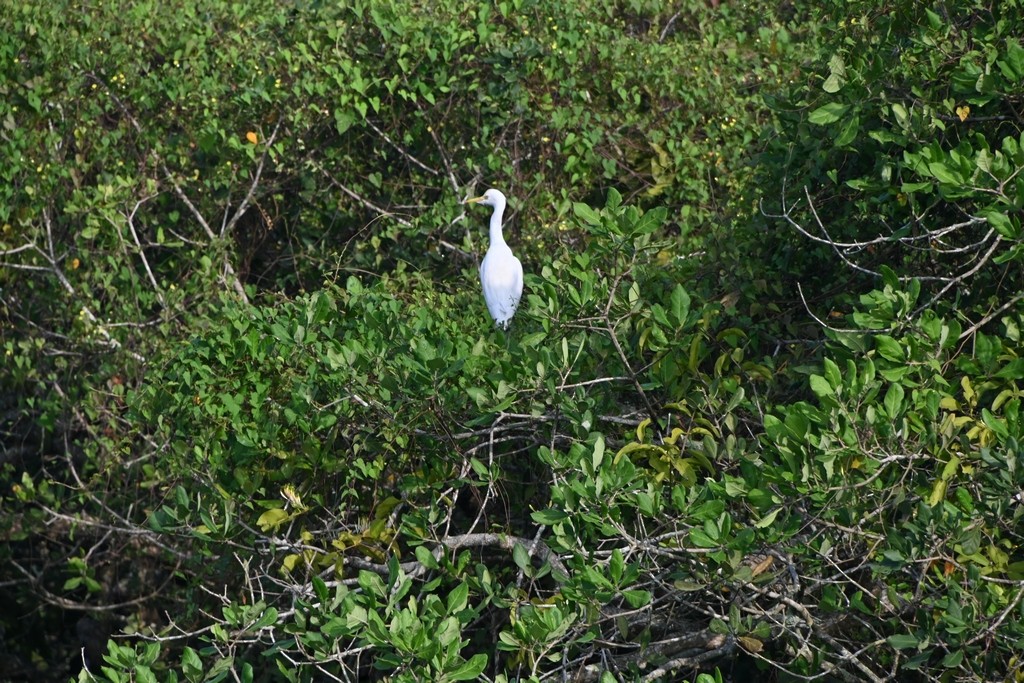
[762,279,1024,678]
[752,0,1024,314]
[95,188,729,681]
[3,0,1024,682]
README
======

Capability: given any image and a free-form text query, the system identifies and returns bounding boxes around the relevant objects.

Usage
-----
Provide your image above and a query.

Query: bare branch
[0,242,37,257]
[762,186,995,284]
[317,164,413,228]
[365,118,440,176]
[415,100,460,194]
[638,635,736,682]
[116,194,166,307]
[221,118,284,239]
[909,233,1003,318]
[959,290,1024,340]
[86,72,249,303]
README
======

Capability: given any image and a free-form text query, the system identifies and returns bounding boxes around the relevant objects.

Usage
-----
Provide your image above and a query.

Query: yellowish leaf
[257,507,289,532]
[750,554,774,578]
[663,428,686,445]
[281,554,302,573]
[961,376,976,406]
[281,484,302,508]
[738,636,763,653]
[246,131,259,144]
[956,105,969,122]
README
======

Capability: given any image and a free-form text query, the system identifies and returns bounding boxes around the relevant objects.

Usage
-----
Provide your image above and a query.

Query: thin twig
[221,118,284,238]
[86,72,249,303]
[365,118,439,176]
[317,164,413,228]
[119,194,165,307]
[958,290,1024,341]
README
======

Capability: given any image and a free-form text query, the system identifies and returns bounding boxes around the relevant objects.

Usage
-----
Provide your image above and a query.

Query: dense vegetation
[2,0,1023,681]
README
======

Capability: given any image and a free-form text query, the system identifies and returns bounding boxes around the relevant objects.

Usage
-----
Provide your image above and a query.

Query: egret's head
[466,188,506,208]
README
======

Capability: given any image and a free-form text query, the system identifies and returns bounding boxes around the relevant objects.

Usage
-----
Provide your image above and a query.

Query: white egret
[466,188,524,330]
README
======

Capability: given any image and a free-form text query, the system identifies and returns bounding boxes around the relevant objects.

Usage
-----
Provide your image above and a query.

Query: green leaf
[995,358,1024,380]
[927,161,962,185]
[984,210,1018,239]
[520,331,547,348]
[941,649,964,668]
[621,589,651,608]
[982,408,1009,439]
[532,508,569,525]
[252,607,279,631]
[635,491,655,516]
[834,114,860,146]
[822,73,843,93]
[998,39,1024,80]
[690,528,719,548]
[887,633,921,650]
[609,548,624,583]
[709,617,729,634]
[670,285,691,326]
[497,631,520,651]
[754,507,781,528]
[469,457,489,478]
[256,508,289,532]
[181,647,203,676]
[808,102,849,125]
[206,655,235,678]
[605,187,622,210]
[448,654,488,681]
[891,102,910,127]
[875,335,905,363]
[809,374,834,398]
[357,570,387,599]
[884,383,905,419]
[902,181,933,193]
[447,582,469,614]
[823,357,842,389]
[879,265,899,289]
[512,542,530,571]
[312,576,329,605]
[928,478,948,507]
[335,109,355,134]
[632,206,667,234]
[827,53,846,78]
[415,545,438,570]
[592,434,605,470]
[940,455,960,482]
[573,202,601,226]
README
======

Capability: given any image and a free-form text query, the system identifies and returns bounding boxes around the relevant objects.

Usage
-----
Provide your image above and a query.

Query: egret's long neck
[489,200,507,246]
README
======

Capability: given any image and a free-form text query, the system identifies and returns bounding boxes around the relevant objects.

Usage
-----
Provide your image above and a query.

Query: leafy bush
[124,190,721,681]
[752,0,1024,312]
[4,0,1024,682]
[762,269,1024,678]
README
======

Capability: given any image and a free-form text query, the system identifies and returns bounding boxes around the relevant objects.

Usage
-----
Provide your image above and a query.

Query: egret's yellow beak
[465,195,485,204]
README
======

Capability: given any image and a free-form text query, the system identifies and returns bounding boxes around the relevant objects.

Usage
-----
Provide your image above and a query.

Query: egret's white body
[467,189,523,330]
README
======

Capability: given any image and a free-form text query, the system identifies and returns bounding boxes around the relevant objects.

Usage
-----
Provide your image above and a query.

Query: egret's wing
[481,249,523,327]
[509,256,524,312]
